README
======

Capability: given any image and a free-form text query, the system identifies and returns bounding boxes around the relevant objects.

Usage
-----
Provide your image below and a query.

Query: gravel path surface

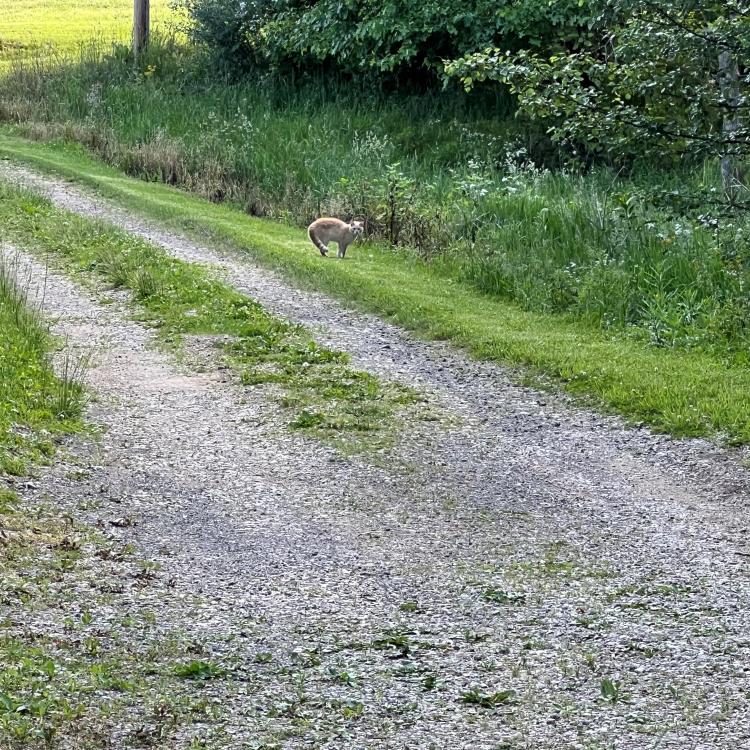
[2,163,750,749]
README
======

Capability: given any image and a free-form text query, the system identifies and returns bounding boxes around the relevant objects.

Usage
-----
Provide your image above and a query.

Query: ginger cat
[307,218,364,258]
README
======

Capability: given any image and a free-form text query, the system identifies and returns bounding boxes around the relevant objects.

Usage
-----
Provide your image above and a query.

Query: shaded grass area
[2,134,750,443]
[0,178,420,449]
[0,246,83,476]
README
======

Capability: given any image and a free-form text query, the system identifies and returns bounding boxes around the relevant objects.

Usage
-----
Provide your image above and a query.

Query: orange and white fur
[307,218,364,258]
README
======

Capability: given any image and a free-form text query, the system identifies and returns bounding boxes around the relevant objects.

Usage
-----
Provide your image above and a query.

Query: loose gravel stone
[2,163,750,749]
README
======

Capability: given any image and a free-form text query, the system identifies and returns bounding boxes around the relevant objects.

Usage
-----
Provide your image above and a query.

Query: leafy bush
[447,1,750,188]
[184,0,598,83]
[182,0,266,75]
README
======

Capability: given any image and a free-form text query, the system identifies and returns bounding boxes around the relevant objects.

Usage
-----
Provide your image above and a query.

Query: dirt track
[2,162,750,749]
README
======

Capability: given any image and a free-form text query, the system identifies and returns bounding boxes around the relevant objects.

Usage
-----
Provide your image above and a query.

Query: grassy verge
[0,134,748,443]
[0,178,421,450]
[0,245,84,475]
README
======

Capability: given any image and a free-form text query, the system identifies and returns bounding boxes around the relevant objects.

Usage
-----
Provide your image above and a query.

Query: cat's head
[350,220,364,236]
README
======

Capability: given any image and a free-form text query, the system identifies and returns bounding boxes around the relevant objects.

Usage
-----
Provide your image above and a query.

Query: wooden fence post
[133,0,150,59]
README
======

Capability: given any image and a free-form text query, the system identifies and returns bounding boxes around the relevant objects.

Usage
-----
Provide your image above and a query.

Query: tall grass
[0,39,748,364]
[0,246,85,475]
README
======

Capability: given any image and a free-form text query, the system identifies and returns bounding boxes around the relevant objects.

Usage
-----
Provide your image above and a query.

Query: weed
[460,688,516,708]
[600,678,628,704]
[371,633,411,659]
[173,660,226,681]
[65,468,90,480]
[340,701,364,719]
[482,588,526,605]
[0,487,19,512]
[327,668,354,685]
[288,410,326,430]
[422,674,437,691]
[625,642,658,658]
[0,248,85,475]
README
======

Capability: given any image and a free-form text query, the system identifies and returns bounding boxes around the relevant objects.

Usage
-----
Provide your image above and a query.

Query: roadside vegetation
[0,244,84,475]
[3,137,750,443]
[1,34,748,368]
[0,0,747,442]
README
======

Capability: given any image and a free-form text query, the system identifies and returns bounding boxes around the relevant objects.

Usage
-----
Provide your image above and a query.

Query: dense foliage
[184,0,597,81]
[447,1,750,200]
[187,0,749,205]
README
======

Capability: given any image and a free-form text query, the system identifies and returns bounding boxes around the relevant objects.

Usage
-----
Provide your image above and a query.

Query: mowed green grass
[0,178,420,451]
[0,0,178,63]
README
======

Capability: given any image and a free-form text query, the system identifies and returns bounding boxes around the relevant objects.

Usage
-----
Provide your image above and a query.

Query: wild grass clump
[0,246,85,475]
[445,165,750,364]
[0,40,748,365]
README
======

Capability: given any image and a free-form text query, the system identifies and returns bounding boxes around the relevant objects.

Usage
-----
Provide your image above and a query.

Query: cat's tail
[308,226,328,256]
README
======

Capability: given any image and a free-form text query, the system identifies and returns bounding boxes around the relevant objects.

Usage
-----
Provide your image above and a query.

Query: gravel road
[2,162,750,749]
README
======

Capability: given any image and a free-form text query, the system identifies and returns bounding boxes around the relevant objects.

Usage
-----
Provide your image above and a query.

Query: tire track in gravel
[3,163,750,749]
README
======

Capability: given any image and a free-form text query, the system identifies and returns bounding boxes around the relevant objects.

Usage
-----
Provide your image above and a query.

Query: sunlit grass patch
[0,0,179,65]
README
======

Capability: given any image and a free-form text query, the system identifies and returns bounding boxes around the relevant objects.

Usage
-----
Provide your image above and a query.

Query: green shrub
[183,0,598,83]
